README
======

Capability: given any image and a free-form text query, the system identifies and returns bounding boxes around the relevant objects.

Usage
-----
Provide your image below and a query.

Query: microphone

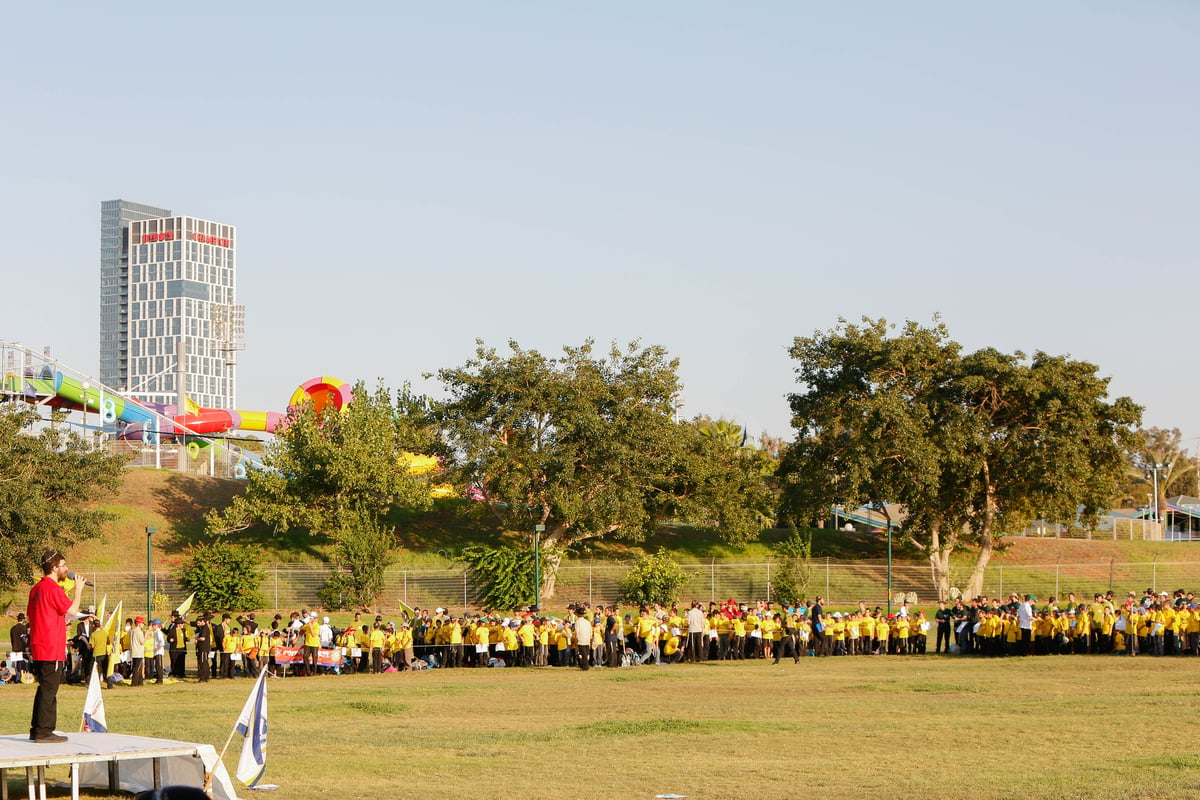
[67,572,95,587]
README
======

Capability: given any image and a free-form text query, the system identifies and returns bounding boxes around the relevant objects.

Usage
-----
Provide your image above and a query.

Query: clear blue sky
[2,3,1196,449]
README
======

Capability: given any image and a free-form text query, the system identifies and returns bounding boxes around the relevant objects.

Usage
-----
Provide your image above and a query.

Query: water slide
[1,369,350,439]
[3,369,451,490]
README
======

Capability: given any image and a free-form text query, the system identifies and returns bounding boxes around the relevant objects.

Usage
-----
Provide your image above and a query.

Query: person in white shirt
[573,606,593,671]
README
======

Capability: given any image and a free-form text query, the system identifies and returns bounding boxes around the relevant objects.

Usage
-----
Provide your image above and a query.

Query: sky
[2,3,1197,449]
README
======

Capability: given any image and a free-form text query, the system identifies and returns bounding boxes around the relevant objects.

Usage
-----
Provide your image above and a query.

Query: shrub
[620,548,687,606]
[770,525,813,605]
[459,544,534,611]
[176,540,267,612]
[320,509,398,610]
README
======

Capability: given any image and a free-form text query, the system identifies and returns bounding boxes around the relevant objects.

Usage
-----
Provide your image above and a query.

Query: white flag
[82,664,108,732]
[235,670,269,786]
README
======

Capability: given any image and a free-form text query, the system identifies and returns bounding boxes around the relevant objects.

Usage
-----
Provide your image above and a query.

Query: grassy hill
[71,469,1199,572]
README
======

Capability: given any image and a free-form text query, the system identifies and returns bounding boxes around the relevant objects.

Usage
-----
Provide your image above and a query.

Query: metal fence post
[274,566,279,611]
[588,562,593,605]
[825,558,831,603]
[404,570,408,604]
[999,566,1003,597]
[463,571,468,607]
[766,560,771,603]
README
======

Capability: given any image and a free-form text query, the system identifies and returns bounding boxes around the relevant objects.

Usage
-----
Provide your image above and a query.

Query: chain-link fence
[75,558,1200,615]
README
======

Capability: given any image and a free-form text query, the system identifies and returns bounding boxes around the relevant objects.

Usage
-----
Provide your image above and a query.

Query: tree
[176,541,267,611]
[1119,427,1197,508]
[208,382,438,606]
[0,408,126,590]
[458,544,536,611]
[620,548,688,606]
[697,417,752,449]
[770,525,813,604]
[780,318,1141,600]
[430,339,775,599]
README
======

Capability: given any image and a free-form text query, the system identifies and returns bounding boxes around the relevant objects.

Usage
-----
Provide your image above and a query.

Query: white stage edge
[0,731,238,800]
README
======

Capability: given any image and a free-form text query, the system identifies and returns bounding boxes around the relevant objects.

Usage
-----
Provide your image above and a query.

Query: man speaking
[28,549,85,743]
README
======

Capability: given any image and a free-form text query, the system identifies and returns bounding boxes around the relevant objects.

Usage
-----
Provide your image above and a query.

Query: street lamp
[146,526,157,618]
[1144,462,1172,537]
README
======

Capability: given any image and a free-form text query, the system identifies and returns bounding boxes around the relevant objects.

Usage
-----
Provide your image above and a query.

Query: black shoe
[33,733,68,743]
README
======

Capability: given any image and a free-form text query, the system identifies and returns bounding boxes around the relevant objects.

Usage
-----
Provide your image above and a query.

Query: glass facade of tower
[99,201,240,410]
[99,199,171,391]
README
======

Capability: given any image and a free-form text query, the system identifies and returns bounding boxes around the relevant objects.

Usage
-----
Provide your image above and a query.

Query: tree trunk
[963,534,995,600]
[964,467,999,600]
[538,549,563,602]
[927,525,953,601]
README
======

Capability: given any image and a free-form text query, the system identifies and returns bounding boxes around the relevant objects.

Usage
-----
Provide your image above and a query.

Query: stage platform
[0,732,238,800]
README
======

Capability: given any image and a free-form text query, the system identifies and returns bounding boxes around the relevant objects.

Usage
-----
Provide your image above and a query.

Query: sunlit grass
[3,655,1199,799]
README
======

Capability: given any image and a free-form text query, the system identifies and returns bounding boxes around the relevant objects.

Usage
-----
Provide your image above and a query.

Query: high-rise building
[99,200,243,410]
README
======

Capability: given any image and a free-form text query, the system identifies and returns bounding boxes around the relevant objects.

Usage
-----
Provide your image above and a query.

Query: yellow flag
[175,592,196,616]
[396,600,415,621]
[103,600,123,678]
[96,595,107,628]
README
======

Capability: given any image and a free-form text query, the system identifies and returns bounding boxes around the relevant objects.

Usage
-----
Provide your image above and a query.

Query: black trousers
[30,661,63,738]
[170,649,187,678]
[196,649,211,682]
[936,623,952,653]
[577,644,591,670]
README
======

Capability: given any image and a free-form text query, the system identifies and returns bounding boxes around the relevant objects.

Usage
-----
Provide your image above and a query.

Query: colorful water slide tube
[2,368,348,439]
[3,367,158,428]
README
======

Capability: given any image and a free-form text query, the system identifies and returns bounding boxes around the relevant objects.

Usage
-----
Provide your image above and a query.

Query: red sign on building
[191,233,231,248]
[140,232,175,243]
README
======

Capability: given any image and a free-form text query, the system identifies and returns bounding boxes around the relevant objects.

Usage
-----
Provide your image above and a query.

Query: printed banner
[271,646,341,666]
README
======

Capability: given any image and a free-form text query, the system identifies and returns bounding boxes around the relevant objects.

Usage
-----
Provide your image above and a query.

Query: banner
[270,646,341,666]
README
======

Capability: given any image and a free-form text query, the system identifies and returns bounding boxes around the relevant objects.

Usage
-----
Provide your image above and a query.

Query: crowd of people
[8,587,1200,686]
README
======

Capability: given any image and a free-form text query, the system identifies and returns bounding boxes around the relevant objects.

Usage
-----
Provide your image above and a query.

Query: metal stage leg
[70,763,78,800]
[36,766,45,800]
[108,761,119,793]
[24,767,32,800]
[152,758,161,789]
[1,766,7,800]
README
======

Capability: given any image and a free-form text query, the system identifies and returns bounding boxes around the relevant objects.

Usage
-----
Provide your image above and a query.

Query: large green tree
[0,408,126,589]
[430,339,775,599]
[208,382,438,607]
[780,318,1142,600]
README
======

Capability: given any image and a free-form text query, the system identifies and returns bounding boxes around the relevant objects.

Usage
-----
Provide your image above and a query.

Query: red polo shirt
[28,576,72,661]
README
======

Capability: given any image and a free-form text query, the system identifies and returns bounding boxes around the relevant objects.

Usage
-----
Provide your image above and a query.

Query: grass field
[3,655,1199,800]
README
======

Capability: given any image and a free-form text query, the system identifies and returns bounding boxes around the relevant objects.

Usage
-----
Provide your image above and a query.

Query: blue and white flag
[82,664,108,732]
[235,670,269,787]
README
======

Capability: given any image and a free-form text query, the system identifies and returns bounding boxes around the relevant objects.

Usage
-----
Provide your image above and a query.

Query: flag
[396,600,416,621]
[82,665,108,732]
[235,670,269,787]
[103,600,123,679]
[175,592,196,617]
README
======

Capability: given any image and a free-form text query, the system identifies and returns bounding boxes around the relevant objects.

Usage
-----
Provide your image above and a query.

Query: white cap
[323,616,330,624]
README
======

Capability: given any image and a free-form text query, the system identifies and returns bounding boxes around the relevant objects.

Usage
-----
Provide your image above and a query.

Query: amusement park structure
[1,340,353,480]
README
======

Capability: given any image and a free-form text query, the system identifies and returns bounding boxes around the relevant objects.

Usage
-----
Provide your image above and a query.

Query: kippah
[41,549,64,570]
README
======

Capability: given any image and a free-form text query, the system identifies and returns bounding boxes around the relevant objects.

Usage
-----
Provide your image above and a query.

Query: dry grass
[3,654,1200,799]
